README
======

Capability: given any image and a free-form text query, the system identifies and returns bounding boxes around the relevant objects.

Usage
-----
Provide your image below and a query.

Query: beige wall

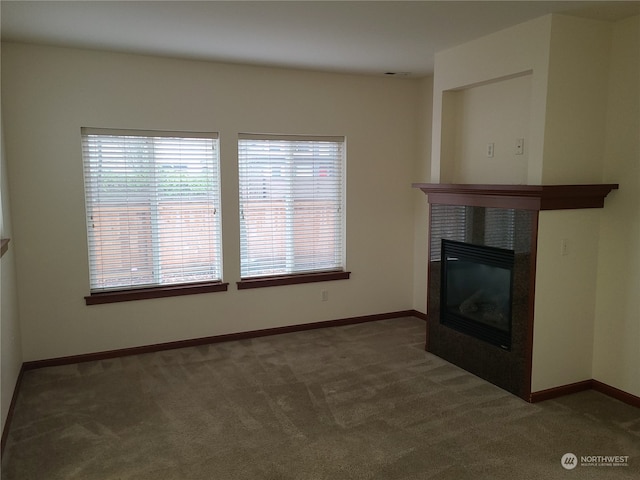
[542,15,612,183]
[429,13,638,395]
[531,210,601,392]
[412,76,433,313]
[451,74,531,184]
[431,15,552,184]
[2,12,638,402]
[1,43,420,361]
[1,113,23,432]
[432,14,612,187]
[593,16,640,397]
[530,16,612,391]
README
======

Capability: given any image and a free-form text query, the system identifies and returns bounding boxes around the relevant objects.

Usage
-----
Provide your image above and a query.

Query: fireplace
[441,239,514,350]
[422,203,534,398]
[413,183,618,401]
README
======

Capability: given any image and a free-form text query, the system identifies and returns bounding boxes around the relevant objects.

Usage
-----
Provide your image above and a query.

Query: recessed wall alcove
[413,183,618,401]
[441,72,532,185]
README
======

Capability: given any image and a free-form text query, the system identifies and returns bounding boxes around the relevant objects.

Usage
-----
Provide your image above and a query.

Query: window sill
[237,271,350,290]
[85,281,229,305]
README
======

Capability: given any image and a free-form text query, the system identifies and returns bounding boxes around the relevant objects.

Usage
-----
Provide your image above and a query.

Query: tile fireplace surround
[414,183,618,402]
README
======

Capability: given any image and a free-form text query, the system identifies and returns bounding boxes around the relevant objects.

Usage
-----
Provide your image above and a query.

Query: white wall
[1,43,421,361]
[593,16,640,397]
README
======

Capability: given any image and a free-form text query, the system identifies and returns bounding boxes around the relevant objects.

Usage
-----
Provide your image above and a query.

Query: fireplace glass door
[440,239,514,349]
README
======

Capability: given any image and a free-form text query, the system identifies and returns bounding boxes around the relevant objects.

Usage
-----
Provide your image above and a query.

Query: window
[238,134,347,286]
[81,128,225,303]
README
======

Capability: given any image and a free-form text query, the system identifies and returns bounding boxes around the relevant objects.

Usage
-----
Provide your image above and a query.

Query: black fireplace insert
[440,239,514,349]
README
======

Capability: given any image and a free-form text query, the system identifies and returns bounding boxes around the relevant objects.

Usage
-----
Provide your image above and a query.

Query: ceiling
[2,1,639,77]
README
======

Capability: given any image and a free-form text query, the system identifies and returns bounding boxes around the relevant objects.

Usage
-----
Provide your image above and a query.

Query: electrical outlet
[321,290,329,302]
[515,138,525,155]
[561,238,569,256]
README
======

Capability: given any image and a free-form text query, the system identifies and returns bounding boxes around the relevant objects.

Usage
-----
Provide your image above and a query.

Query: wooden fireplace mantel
[412,183,619,211]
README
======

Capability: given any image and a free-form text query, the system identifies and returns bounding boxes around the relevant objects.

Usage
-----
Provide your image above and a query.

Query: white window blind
[82,128,222,292]
[238,134,345,279]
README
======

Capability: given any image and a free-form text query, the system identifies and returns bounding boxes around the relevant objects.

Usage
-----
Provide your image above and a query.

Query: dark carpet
[2,317,639,479]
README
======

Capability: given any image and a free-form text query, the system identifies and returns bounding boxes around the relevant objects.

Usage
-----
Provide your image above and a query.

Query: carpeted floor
[2,317,639,479]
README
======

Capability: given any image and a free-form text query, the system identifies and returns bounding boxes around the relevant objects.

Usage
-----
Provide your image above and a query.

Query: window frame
[236,133,349,289]
[81,128,227,305]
